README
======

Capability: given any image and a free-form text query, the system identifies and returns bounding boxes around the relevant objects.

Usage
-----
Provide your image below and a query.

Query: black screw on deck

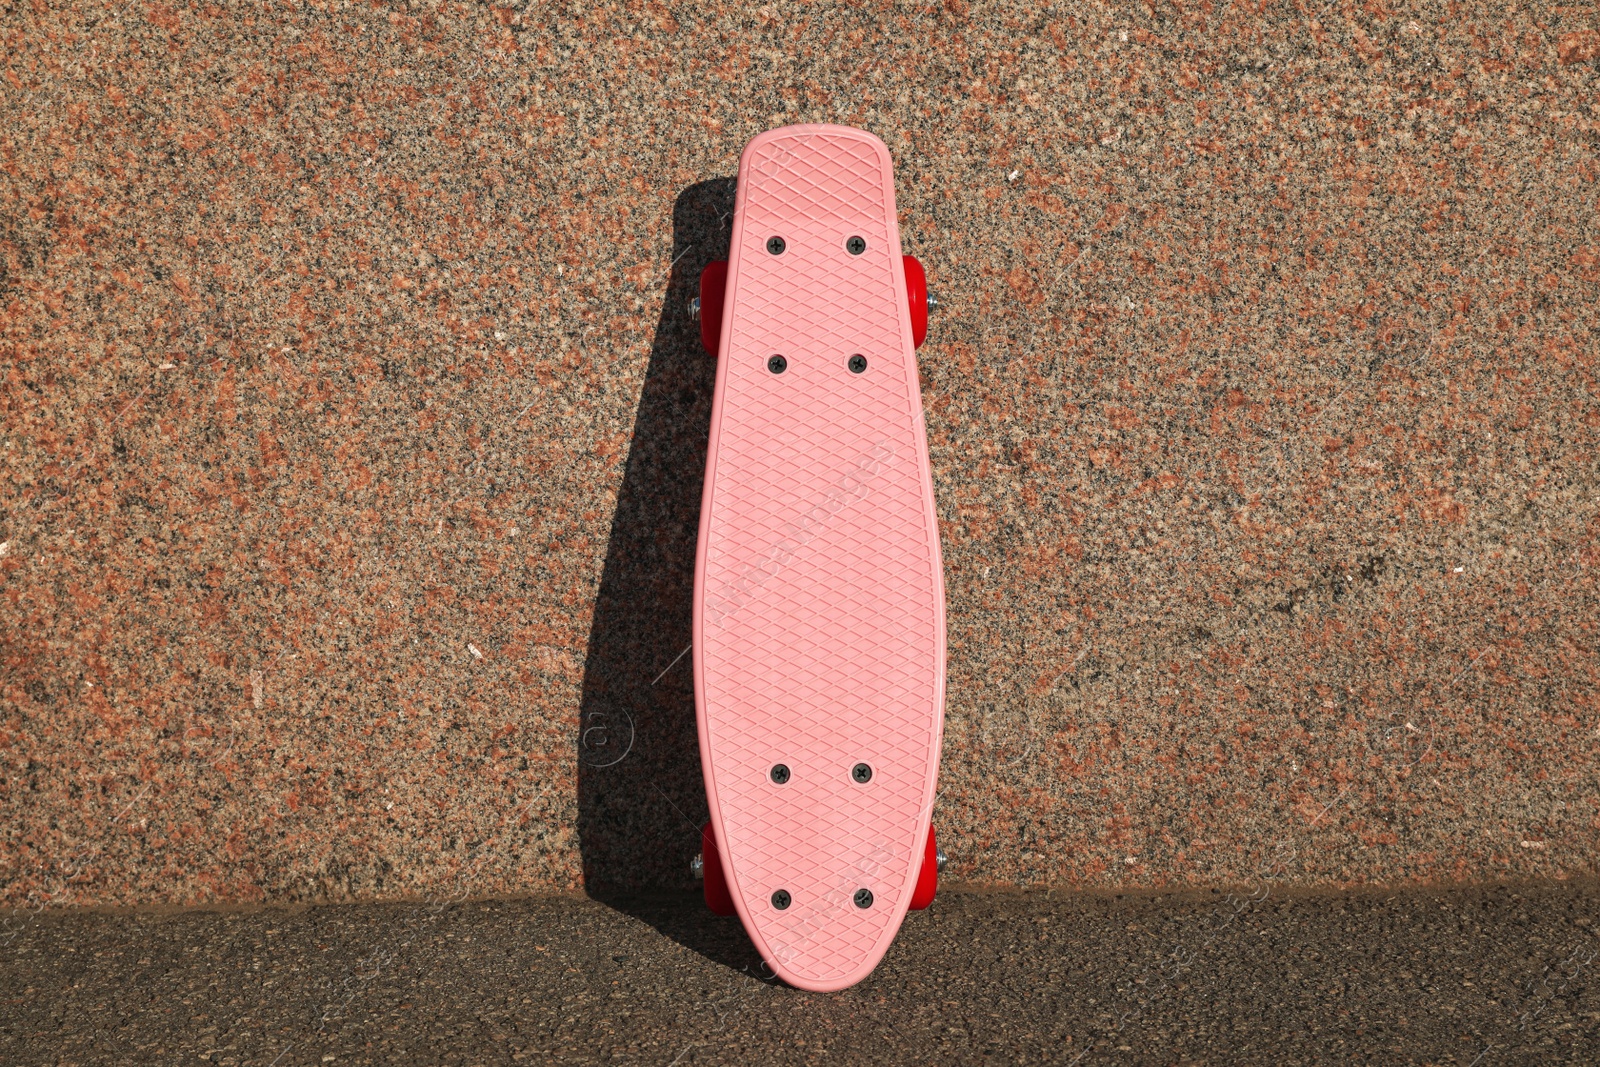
[848,354,867,374]
[768,355,787,374]
[770,764,790,784]
[854,888,874,908]
[852,762,872,783]
[767,236,786,255]
[772,889,792,910]
[846,236,866,255]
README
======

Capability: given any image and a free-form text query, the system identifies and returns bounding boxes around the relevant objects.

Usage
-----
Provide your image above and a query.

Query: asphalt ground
[2,881,1597,1065]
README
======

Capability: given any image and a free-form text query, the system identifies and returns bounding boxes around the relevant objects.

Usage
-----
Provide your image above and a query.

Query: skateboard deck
[693,125,947,992]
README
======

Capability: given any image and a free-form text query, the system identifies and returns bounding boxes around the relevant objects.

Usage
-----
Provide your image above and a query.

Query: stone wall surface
[2,1,1597,908]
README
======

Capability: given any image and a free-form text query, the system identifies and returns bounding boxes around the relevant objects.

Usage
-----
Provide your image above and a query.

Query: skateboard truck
[696,845,946,879]
[694,289,933,323]
[693,258,937,356]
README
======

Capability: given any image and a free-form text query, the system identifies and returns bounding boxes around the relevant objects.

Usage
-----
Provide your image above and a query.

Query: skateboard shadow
[575,177,766,975]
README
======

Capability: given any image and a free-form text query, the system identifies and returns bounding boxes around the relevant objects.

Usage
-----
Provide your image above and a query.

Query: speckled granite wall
[2,1,1597,910]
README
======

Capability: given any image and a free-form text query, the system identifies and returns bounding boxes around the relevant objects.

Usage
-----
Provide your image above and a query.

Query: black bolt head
[767,355,787,374]
[852,763,872,783]
[770,764,790,784]
[767,236,786,255]
[772,889,792,910]
[854,888,874,908]
[848,354,867,374]
[846,235,866,255]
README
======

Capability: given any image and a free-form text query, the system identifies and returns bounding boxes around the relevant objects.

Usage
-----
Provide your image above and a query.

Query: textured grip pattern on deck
[698,128,944,990]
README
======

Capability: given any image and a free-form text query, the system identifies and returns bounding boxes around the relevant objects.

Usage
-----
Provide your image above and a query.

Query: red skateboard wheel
[698,260,728,358]
[908,823,939,910]
[903,254,928,349]
[701,822,736,916]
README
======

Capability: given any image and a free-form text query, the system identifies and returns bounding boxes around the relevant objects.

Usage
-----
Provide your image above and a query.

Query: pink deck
[693,125,947,992]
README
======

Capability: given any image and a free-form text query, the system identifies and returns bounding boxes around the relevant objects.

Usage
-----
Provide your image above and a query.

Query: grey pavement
[2,881,1597,1065]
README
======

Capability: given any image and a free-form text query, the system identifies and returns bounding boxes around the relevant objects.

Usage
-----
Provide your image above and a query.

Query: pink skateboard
[690,125,946,992]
